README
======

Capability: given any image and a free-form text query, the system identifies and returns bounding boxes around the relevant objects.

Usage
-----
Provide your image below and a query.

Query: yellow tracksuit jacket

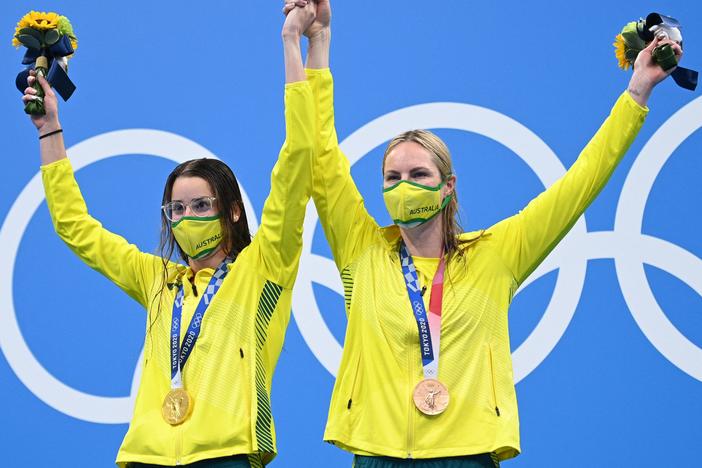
[41,81,315,466]
[306,68,647,461]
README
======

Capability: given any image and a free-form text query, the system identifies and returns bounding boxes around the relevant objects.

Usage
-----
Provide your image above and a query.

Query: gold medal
[413,378,449,415]
[161,387,193,425]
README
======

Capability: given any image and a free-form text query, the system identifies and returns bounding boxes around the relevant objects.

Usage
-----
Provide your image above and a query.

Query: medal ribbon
[170,257,231,389]
[399,243,447,380]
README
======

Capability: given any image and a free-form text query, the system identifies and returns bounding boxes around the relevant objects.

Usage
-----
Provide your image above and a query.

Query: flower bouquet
[613,12,697,91]
[13,11,78,115]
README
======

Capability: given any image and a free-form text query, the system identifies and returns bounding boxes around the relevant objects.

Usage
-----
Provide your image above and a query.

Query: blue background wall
[1,1,701,466]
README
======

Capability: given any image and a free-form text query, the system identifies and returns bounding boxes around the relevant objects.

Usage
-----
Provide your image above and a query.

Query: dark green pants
[126,454,263,468]
[353,453,499,468]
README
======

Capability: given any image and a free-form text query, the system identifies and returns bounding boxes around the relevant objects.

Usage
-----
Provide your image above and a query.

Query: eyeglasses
[161,196,217,222]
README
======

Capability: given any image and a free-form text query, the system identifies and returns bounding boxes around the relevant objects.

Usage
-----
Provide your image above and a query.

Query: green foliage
[57,16,77,40]
[17,33,41,50]
[44,29,60,45]
[18,27,42,40]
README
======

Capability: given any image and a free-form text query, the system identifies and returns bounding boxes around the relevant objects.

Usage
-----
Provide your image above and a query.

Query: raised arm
[299,0,381,272]
[250,3,317,288]
[488,36,682,286]
[23,73,166,307]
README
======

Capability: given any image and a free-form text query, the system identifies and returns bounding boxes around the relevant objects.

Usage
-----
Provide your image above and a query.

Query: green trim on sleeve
[254,281,284,454]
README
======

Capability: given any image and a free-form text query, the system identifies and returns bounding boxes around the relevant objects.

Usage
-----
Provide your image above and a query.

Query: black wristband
[39,128,63,140]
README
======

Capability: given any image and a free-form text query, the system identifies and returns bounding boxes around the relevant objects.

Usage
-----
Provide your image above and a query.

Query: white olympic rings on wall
[292,97,702,383]
[292,102,589,383]
[1,93,701,424]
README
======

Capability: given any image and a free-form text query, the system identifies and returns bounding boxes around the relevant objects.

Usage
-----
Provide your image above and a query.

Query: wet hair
[158,158,251,263]
[148,158,252,340]
[383,129,465,260]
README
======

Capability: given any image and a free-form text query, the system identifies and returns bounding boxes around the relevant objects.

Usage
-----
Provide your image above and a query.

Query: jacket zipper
[407,399,414,458]
[175,425,183,465]
[347,353,362,410]
[487,344,501,417]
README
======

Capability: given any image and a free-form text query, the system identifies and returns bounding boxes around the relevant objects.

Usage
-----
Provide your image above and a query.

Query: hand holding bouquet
[13,11,78,115]
[613,12,697,91]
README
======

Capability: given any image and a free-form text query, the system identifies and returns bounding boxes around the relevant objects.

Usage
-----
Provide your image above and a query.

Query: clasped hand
[282,0,331,39]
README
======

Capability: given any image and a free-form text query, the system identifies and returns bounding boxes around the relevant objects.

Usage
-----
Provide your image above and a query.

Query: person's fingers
[27,75,36,86]
[22,94,42,104]
[656,38,677,48]
[655,38,683,57]
[283,1,306,15]
[283,1,309,17]
[643,35,660,54]
[36,75,54,97]
[24,86,37,95]
[648,38,683,66]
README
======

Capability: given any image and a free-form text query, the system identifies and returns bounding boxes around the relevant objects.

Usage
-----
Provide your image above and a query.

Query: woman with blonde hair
[291,1,682,466]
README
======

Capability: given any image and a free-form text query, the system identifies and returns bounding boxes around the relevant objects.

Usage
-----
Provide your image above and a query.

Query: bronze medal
[413,378,449,415]
[162,387,193,425]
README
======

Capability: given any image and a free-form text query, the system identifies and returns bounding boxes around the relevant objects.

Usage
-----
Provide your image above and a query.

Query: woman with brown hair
[21,2,319,466]
[293,1,682,466]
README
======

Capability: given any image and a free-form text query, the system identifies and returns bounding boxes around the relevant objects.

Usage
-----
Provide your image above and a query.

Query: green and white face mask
[171,215,223,260]
[382,180,452,229]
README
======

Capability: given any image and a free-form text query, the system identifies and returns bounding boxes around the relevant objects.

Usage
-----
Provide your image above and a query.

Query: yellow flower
[26,11,60,30]
[13,11,60,47]
[12,15,27,48]
[12,11,77,51]
[613,34,630,70]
